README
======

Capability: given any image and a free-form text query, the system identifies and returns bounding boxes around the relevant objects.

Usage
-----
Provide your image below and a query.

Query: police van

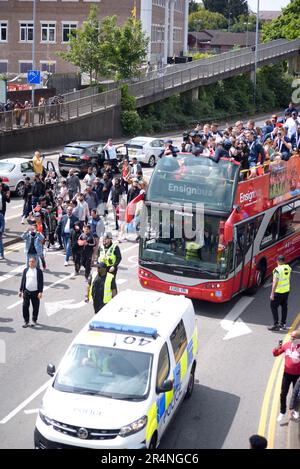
[34,290,198,449]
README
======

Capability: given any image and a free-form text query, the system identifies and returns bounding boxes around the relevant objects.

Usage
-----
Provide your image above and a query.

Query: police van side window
[170,320,188,364]
[156,343,170,389]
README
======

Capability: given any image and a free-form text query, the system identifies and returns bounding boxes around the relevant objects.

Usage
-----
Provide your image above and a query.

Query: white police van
[34,290,198,449]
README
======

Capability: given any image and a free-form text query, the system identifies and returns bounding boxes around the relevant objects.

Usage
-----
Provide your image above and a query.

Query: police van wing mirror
[156,379,174,394]
[47,363,56,377]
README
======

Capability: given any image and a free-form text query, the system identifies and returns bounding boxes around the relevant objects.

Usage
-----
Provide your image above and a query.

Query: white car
[0,158,35,197]
[0,157,56,197]
[125,137,164,167]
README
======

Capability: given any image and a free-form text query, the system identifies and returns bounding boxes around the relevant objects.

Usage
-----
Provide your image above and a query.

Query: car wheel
[16,181,25,197]
[185,366,195,400]
[148,156,156,167]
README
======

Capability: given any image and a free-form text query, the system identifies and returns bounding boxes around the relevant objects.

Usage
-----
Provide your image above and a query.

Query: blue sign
[27,70,41,85]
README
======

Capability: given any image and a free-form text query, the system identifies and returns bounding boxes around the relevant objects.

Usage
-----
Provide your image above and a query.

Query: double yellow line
[258,312,300,449]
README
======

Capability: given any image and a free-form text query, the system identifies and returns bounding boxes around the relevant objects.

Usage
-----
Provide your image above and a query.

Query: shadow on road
[30,323,72,334]
[160,383,240,449]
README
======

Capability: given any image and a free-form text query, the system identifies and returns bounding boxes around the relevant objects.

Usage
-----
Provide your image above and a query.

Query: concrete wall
[0,105,122,155]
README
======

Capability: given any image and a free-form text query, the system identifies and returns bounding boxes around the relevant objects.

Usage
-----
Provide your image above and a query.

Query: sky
[247,0,290,12]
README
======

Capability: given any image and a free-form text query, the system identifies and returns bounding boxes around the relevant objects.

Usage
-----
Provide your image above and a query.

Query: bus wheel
[149,432,157,449]
[247,262,266,294]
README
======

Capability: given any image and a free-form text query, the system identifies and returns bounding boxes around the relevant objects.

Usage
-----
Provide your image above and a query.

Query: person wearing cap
[97,232,122,276]
[158,139,178,158]
[273,329,300,423]
[85,262,117,314]
[268,255,292,332]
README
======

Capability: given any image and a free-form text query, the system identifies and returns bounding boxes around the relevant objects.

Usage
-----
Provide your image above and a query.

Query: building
[188,29,257,54]
[0,0,189,75]
[259,11,281,22]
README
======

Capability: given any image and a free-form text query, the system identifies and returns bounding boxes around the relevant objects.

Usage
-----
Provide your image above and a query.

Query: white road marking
[45,299,86,317]
[220,296,253,340]
[0,264,26,284]
[24,409,39,415]
[11,204,23,210]
[263,281,273,289]
[7,273,74,310]
[116,278,127,285]
[5,214,21,221]
[121,244,138,254]
[0,380,51,424]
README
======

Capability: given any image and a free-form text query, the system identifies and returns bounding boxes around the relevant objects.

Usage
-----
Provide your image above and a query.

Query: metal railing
[0,39,299,132]
[0,88,121,132]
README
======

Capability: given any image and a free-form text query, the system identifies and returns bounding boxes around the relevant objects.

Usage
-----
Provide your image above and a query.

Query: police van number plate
[169,286,188,294]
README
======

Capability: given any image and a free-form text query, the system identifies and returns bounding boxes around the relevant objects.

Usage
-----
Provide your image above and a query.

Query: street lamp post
[31,0,36,106]
[253,0,260,104]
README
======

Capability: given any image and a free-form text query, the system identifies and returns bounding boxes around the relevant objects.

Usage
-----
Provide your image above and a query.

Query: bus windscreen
[146,155,239,212]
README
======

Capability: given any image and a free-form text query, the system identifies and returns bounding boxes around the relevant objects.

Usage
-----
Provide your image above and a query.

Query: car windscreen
[146,155,239,212]
[0,162,15,172]
[126,139,148,148]
[63,146,85,156]
[53,344,153,401]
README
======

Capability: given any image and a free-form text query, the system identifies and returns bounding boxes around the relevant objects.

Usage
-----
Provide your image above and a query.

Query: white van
[34,290,198,449]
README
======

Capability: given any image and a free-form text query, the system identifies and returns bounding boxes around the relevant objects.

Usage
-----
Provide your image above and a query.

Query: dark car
[58,141,106,177]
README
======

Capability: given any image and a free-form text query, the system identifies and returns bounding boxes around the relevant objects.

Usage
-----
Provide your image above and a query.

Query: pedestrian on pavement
[289,372,300,421]
[273,329,300,423]
[0,212,4,259]
[97,232,122,277]
[268,255,292,331]
[19,257,44,328]
[70,221,82,276]
[66,169,81,200]
[78,224,95,281]
[22,223,45,267]
[249,434,268,449]
[32,174,45,208]
[85,262,117,314]
[57,205,78,266]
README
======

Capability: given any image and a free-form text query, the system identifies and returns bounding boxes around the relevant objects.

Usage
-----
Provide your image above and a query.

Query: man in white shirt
[19,257,44,328]
[103,138,118,171]
[83,167,96,186]
[284,112,300,139]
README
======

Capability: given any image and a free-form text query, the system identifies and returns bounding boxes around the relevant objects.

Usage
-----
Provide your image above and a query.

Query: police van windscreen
[53,344,153,401]
[146,155,239,212]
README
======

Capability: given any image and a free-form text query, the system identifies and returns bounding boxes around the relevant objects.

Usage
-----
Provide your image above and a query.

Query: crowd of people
[0,95,65,129]
[173,102,300,179]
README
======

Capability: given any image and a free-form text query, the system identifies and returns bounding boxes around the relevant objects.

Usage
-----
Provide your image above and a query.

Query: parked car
[0,158,57,197]
[58,142,106,177]
[124,137,164,167]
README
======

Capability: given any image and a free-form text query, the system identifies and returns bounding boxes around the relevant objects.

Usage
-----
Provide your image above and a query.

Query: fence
[0,89,121,132]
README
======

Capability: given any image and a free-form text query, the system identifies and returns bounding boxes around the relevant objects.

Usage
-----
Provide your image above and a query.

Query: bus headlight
[119,416,148,437]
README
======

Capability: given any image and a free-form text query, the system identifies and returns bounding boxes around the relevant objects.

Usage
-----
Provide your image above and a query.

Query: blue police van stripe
[157,394,166,423]
[187,339,194,368]
[173,363,181,390]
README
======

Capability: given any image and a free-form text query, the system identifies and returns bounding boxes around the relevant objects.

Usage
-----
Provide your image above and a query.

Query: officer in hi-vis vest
[97,232,122,277]
[85,262,117,314]
[268,255,292,331]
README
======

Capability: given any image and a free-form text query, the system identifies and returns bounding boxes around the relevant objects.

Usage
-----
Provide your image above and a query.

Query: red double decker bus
[138,154,300,302]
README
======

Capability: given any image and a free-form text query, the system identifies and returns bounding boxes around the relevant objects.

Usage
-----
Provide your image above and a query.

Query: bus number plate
[169,286,188,294]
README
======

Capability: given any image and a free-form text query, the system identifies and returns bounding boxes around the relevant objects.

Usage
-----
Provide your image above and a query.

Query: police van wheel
[185,368,195,400]
[149,433,157,449]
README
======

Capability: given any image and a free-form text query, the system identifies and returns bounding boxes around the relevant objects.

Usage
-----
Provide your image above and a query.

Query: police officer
[85,262,117,314]
[268,255,292,331]
[97,232,122,277]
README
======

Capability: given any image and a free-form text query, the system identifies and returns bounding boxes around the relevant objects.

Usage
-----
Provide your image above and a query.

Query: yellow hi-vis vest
[98,243,117,267]
[273,264,291,293]
[88,272,114,303]
[185,241,200,261]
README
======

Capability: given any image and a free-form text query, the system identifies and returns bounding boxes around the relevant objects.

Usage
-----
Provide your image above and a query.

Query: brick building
[0,0,189,75]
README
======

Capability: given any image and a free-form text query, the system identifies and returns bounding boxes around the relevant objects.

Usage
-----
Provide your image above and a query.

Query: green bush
[121,110,142,135]
[120,84,136,111]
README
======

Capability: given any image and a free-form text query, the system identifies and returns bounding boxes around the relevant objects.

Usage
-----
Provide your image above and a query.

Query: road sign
[27,70,41,85]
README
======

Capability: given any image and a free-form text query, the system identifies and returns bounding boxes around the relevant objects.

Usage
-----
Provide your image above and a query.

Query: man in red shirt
[273,329,300,422]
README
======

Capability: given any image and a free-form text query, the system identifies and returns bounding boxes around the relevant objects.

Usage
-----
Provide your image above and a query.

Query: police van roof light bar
[89,321,158,339]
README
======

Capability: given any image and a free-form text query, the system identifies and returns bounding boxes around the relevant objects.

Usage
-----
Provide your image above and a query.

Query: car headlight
[119,416,147,437]
[39,410,55,427]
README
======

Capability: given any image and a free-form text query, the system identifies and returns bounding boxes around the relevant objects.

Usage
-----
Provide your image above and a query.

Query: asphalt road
[0,228,300,449]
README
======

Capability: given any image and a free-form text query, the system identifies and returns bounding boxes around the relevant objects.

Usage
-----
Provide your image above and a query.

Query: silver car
[0,158,36,197]
[125,137,164,167]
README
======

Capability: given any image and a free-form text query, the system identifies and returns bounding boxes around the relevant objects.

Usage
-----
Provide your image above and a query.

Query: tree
[189,0,202,14]
[262,0,300,42]
[231,14,260,33]
[58,5,105,83]
[189,9,228,31]
[101,16,149,80]
[203,0,248,22]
